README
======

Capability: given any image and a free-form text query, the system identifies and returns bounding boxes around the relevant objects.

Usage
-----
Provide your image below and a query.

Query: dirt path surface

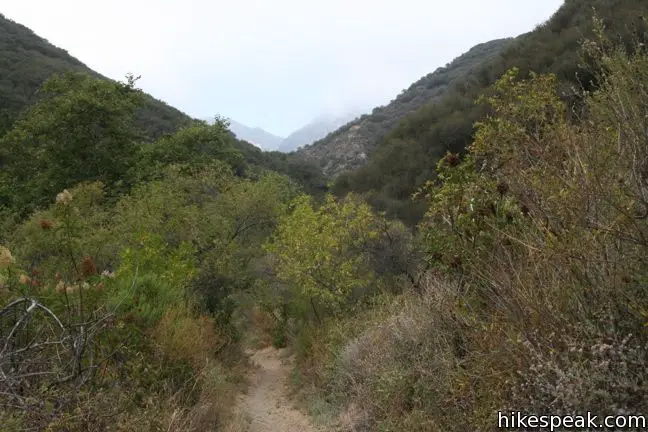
[236,346,322,432]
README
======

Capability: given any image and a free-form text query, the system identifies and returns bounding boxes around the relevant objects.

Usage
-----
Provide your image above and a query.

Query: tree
[264,194,380,322]
[134,117,244,182]
[0,72,144,217]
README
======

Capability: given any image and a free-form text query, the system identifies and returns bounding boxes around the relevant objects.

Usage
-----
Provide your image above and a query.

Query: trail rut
[236,346,322,432]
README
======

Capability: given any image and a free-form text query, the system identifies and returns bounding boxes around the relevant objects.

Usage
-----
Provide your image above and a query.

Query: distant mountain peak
[205,118,284,151]
[278,111,363,153]
[210,111,364,153]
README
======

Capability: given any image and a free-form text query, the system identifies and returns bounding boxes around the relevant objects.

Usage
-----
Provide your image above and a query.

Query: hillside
[0,13,324,194]
[0,13,195,140]
[4,2,648,431]
[330,0,648,224]
[0,13,84,134]
[295,38,512,176]
[278,111,362,153]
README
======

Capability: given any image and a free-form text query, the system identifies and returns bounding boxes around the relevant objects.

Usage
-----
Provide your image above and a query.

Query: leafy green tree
[0,72,144,217]
[264,194,380,322]
[111,162,296,326]
[189,170,297,320]
[134,118,244,182]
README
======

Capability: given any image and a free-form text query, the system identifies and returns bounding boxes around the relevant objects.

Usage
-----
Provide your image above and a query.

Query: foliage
[111,233,197,324]
[0,156,291,429]
[280,38,648,432]
[265,194,380,315]
[421,67,568,273]
[0,14,89,137]
[0,72,144,217]
[256,192,414,353]
[0,12,328,207]
[0,13,193,141]
[5,3,648,431]
[0,12,401,432]
[318,44,648,431]
[135,118,245,182]
[152,307,223,373]
[0,191,159,430]
[7,182,113,279]
[251,190,422,350]
[234,142,329,197]
[330,0,648,226]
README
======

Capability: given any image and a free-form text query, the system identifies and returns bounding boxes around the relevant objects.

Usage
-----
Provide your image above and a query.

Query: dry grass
[291,45,648,432]
[161,363,246,432]
[152,307,223,372]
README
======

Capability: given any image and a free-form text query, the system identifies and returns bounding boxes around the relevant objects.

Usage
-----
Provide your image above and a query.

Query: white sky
[3,0,564,136]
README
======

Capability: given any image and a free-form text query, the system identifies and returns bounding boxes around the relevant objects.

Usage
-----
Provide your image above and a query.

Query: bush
[294,39,648,432]
[153,307,223,373]
[0,171,254,430]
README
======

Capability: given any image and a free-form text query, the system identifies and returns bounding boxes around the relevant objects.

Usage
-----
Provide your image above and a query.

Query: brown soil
[236,346,322,432]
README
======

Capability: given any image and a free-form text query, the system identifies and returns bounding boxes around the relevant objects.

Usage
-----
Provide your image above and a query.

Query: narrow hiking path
[236,346,323,432]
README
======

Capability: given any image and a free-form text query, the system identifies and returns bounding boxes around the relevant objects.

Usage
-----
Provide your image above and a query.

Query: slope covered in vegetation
[0,13,325,195]
[330,0,648,225]
[3,3,648,432]
[296,38,512,177]
[281,30,648,431]
[0,13,196,140]
[0,68,301,429]
[0,68,407,430]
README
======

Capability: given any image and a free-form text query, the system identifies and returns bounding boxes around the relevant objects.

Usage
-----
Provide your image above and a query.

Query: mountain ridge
[316,0,648,225]
[294,38,514,177]
[0,13,327,195]
[0,13,196,140]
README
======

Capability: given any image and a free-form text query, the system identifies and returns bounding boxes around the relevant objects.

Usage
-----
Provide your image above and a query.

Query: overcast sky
[4,0,563,136]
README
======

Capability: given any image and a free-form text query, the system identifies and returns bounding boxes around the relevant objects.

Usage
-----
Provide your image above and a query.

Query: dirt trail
[236,346,322,432]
